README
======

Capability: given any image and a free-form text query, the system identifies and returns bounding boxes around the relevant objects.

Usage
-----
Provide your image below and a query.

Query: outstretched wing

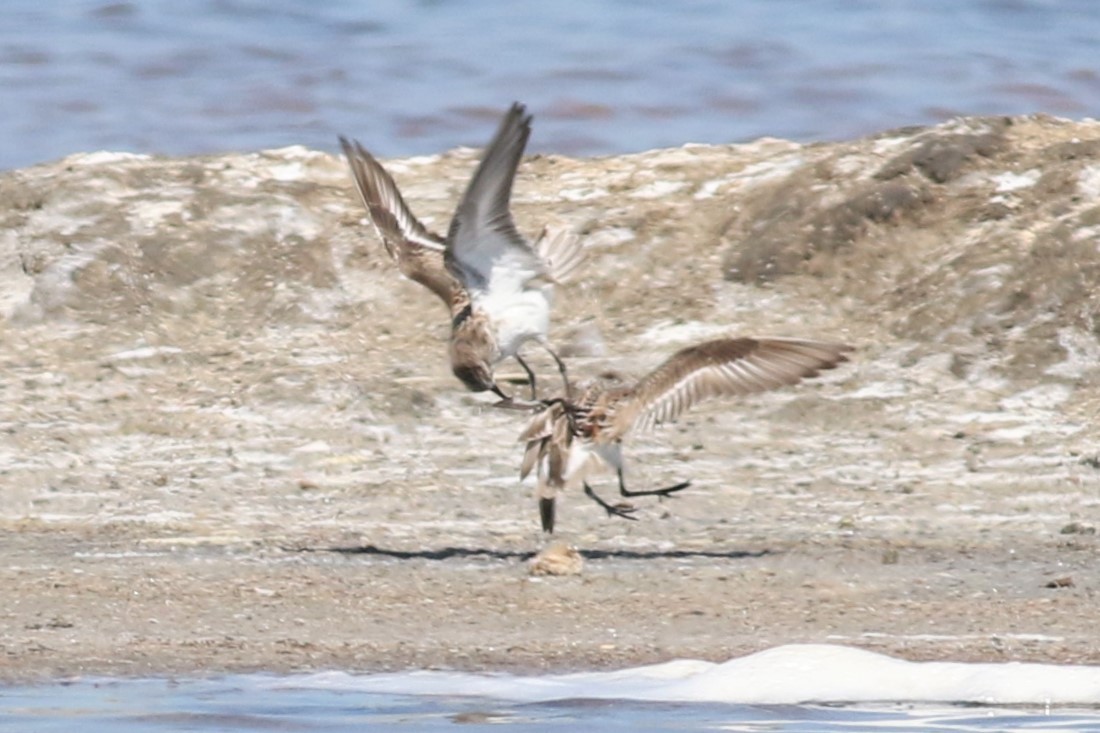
[444,103,546,296]
[339,136,457,305]
[534,226,585,285]
[612,338,852,436]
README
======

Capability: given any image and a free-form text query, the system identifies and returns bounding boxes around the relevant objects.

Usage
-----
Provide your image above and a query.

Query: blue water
[3,677,1100,732]
[1,0,1099,170]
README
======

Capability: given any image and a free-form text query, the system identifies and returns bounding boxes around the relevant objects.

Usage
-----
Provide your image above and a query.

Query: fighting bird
[519,337,852,533]
[339,103,583,403]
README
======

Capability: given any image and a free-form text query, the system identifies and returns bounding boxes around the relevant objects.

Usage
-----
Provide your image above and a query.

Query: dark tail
[539,497,556,533]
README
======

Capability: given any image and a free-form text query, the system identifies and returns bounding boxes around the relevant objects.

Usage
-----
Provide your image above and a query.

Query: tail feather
[519,440,541,481]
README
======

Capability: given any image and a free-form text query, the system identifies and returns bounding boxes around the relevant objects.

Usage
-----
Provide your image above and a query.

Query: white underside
[538,440,623,494]
[478,286,552,361]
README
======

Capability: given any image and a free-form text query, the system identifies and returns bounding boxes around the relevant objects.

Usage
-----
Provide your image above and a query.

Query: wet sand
[3,512,1097,681]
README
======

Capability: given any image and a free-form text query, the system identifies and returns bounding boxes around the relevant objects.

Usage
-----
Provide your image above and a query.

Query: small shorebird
[339,103,583,402]
[519,337,852,533]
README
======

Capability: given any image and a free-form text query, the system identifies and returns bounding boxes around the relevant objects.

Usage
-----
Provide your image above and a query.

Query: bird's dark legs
[539,497,556,533]
[544,344,570,400]
[617,468,691,499]
[582,472,689,523]
[583,483,638,521]
[510,346,570,402]
[514,354,538,400]
[489,383,517,407]
[538,396,585,434]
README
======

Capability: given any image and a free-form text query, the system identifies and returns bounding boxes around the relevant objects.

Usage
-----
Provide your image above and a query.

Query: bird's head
[452,360,498,394]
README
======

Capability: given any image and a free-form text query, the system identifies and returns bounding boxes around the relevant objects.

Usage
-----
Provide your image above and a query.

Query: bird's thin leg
[617,468,691,499]
[539,497,556,534]
[543,343,570,400]
[538,397,586,435]
[488,383,543,411]
[583,483,638,521]
[490,383,514,404]
[514,354,538,400]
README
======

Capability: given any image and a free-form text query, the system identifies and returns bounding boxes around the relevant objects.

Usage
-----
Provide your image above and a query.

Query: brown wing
[518,401,568,480]
[339,136,459,306]
[518,403,557,480]
[519,439,543,482]
[611,338,852,436]
[545,410,574,488]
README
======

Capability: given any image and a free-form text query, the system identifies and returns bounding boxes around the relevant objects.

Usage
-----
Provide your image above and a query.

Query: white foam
[560,186,609,201]
[1045,327,1100,379]
[629,180,686,199]
[1078,164,1100,200]
[279,644,1100,705]
[63,151,151,166]
[992,169,1039,192]
[639,319,729,346]
[108,345,185,361]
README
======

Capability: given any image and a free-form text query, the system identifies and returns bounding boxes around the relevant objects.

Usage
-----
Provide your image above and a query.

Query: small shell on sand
[529,540,584,576]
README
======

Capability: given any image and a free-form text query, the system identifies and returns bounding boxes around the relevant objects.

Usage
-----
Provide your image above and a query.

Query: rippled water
[6,646,1100,732]
[3,678,1100,733]
[1,0,1098,170]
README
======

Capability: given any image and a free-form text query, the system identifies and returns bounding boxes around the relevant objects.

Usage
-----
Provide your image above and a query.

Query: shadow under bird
[339,102,583,403]
[519,337,853,533]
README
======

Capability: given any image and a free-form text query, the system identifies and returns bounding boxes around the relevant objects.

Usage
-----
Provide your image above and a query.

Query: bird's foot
[490,396,544,412]
[622,480,692,501]
[584,484,639,522]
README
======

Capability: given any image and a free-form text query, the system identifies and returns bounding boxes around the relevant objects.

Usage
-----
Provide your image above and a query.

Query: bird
[518,337,853,533]
[339,102,583,403]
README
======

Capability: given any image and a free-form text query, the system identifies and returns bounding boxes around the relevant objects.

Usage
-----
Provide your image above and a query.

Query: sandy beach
[1,114,1098,681]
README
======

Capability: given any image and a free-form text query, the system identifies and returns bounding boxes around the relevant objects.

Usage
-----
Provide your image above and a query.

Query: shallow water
[6,646,1100,732]
[4,679,1100,733]
[2,0,1099,170]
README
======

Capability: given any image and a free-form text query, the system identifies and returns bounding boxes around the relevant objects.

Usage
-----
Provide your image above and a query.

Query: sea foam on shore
[283,644,1100,706]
